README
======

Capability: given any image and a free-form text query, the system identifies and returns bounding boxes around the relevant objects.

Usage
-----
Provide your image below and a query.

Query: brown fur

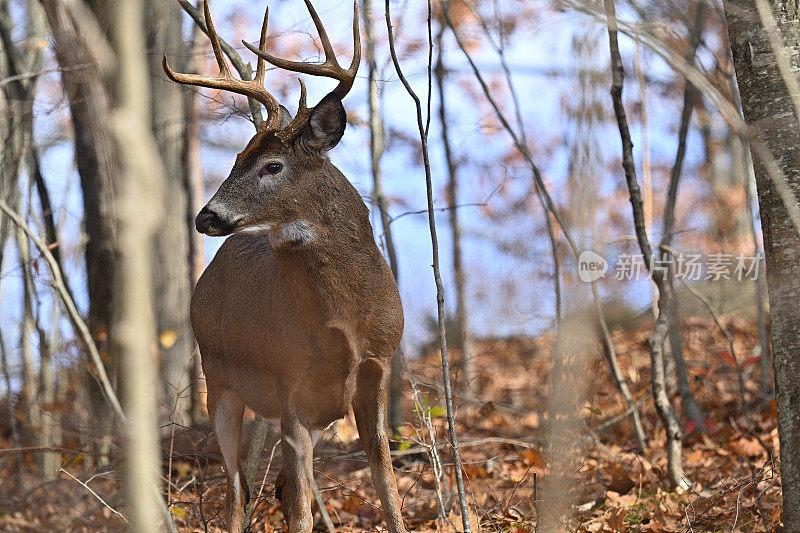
[191,102,407,532]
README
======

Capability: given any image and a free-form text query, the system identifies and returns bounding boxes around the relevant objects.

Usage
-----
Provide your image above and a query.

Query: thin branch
[442,0,646,450]
[385,1,471,530]
[176,0,263,127]
[0,63,93,89]
[59,467,131,526]
[0,199,125,423]
[604,0,686,489]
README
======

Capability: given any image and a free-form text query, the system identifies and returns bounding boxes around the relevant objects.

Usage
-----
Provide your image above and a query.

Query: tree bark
[109,0,168,528]
[723,0,800,523]
[41,0,119,466]
[605,0,687,489]
[146,0,194,427]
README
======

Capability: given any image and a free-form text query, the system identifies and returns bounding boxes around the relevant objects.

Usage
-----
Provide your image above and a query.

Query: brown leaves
[1,317,784,532]
[728,437,764,458]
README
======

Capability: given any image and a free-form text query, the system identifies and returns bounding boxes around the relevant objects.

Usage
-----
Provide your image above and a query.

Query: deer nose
[195,207,222,234]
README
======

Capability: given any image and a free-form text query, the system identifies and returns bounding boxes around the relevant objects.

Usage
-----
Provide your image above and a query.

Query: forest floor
[0,316,782,531]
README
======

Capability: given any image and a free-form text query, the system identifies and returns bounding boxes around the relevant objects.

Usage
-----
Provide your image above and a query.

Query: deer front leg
[279,413,315,532]
[207,388,249,533]
[352,358,407,533]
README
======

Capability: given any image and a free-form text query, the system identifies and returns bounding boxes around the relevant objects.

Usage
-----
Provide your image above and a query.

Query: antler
[242,0,361,141]
[163,2,282,130]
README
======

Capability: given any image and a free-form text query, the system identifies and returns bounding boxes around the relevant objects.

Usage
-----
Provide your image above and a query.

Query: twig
[401,350,451,525]
[385,2,472,530]
[553,0,800,239]
[59,467,131,526]
[257,438,281,501]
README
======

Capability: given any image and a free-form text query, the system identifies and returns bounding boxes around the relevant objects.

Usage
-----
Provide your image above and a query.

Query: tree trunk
[435,25,476,396]
[109,0,167,528]
[723,0,800,523]
[0,330,21,472]
[605,0,687,488]
[363,0,405,431]
[660,1,708,433]
[183,7,206,423]
[41,0,119,466]
[145,0,194,427]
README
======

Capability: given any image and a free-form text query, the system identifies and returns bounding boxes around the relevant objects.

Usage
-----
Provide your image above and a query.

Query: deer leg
[208,388,249,533]
[279,413,314,533]
[352,358,407,533]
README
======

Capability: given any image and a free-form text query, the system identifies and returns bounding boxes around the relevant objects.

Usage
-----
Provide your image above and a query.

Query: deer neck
[268,181,380,332]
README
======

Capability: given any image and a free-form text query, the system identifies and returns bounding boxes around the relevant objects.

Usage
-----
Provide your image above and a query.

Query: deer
[162,2,406,532]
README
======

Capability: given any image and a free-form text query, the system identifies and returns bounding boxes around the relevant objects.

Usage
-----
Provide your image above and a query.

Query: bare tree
[659,0,708,433]
[182,0,207,425]
[385,1,472,529]
[723,0,800,522]
[0,0,62,478]
[41,0,119,466]
[434,21,476,395]
[605,0,687,488]
[444,1,647,450]
[109,0,168,528]
[145,0,195,427]
[362,0,405,433]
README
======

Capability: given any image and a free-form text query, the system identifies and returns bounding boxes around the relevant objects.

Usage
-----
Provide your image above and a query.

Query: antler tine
[163,2,282,130]
[254,6,270,85]
[203,0,232,78]
[302,0,337,66]
[336,0,361,98]
[297,78,308,112]
[242,0,361,101]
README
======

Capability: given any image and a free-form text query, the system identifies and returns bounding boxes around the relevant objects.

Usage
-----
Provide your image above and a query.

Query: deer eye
[260,162,282,176]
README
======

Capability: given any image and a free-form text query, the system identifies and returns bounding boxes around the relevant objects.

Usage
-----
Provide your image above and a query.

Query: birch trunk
[723,0,800,522]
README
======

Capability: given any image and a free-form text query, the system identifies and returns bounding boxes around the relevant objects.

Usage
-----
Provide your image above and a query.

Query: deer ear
[279,105,293,129]
[301,92,346,152]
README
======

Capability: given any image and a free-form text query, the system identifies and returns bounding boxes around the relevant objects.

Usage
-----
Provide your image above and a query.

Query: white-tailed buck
[163,2,406,531]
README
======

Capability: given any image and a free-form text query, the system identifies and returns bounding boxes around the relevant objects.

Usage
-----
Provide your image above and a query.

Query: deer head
[163,0,360,238]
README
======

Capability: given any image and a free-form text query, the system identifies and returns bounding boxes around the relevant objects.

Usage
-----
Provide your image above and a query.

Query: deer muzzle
[196,206,237,236]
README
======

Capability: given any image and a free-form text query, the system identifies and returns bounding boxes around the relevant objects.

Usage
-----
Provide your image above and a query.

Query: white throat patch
[268,220,314,248]
[233,222,273,235]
